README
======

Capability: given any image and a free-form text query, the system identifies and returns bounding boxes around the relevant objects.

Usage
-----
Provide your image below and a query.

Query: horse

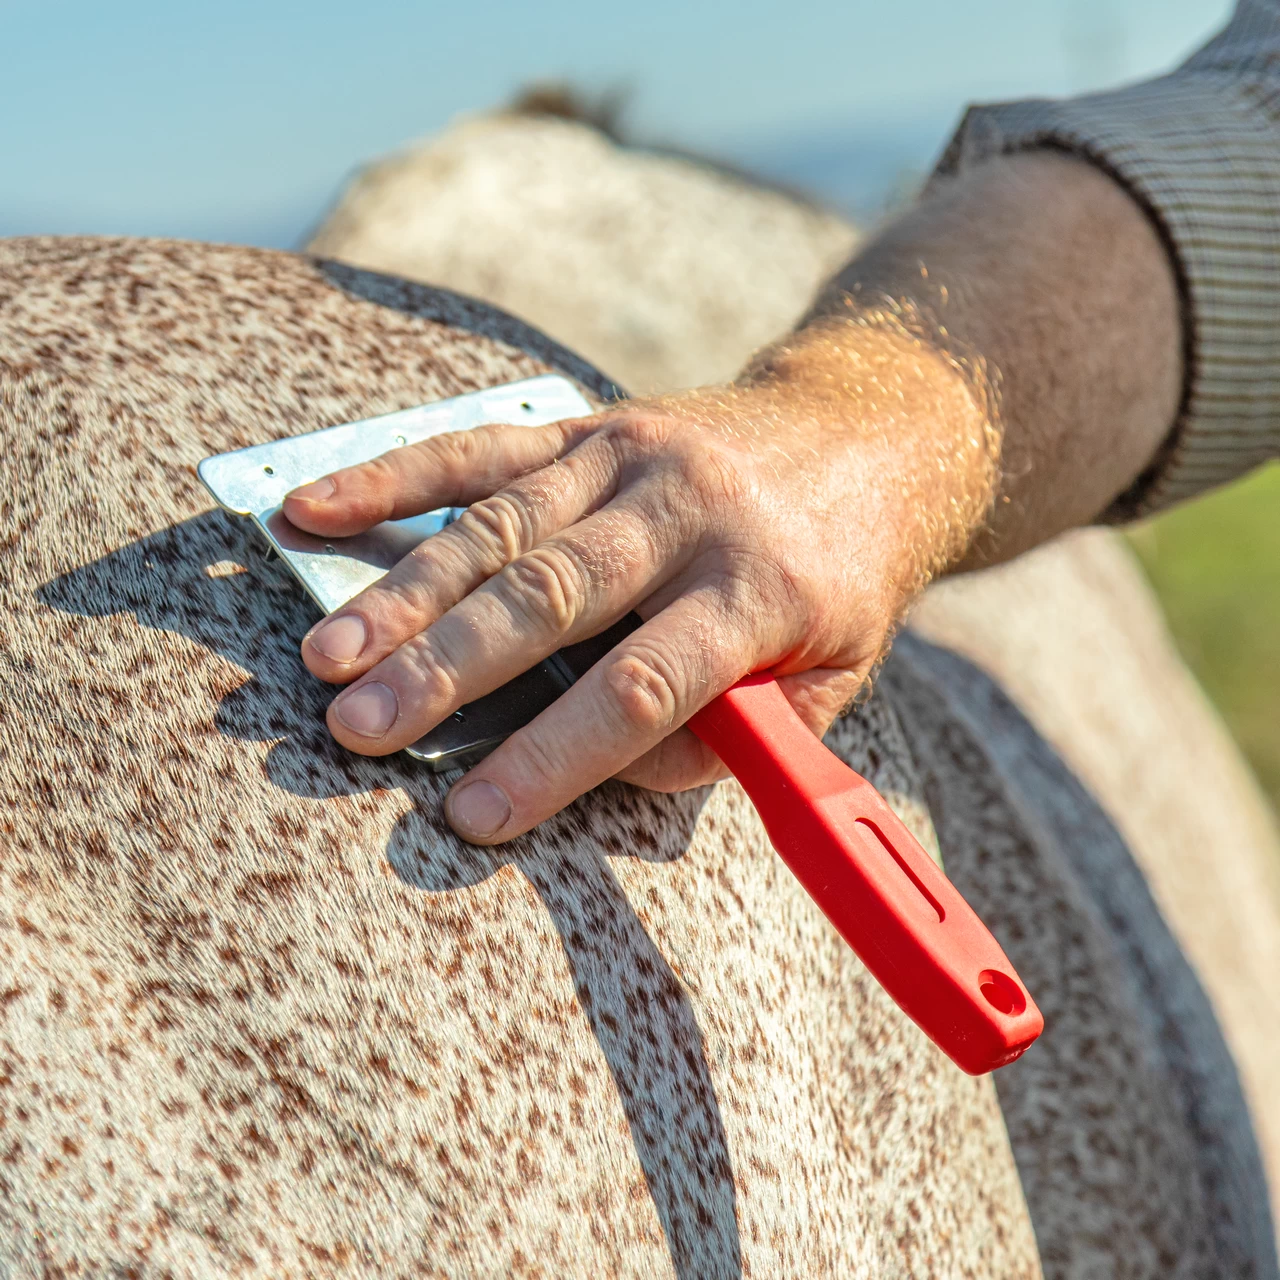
[312,100,1280,1228]
[0,234,1273,1276]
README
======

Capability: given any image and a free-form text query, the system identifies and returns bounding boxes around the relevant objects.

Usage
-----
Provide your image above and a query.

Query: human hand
[282,324,996,844]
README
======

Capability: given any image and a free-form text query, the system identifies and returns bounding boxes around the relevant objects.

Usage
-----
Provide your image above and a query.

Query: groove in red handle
[688,673,1043,1075]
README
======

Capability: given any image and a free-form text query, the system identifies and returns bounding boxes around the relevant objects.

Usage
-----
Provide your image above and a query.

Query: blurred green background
[1129,463,1280,813]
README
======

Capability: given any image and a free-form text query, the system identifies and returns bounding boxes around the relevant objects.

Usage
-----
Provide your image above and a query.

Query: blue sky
[2,0,1233,244]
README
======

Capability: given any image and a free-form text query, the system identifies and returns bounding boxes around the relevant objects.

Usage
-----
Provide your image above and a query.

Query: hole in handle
[979,970,1026,1016]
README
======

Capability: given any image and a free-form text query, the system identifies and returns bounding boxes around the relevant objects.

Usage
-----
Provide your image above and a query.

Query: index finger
[282,416,600,537]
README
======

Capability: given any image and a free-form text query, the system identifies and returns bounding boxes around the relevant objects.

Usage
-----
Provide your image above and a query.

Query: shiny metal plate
[198,375,593,614]
[197,375,599,770]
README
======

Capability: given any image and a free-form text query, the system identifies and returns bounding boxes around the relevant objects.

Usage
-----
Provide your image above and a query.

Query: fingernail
[308,614,367,663]
[334,682,398,737]
[446,780,512,841]
[290,477,335,502]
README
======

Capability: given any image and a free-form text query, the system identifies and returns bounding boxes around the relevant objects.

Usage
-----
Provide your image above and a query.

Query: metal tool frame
[198,375,610,771]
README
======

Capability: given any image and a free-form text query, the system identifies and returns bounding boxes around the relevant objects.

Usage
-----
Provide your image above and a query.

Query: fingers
[439,590,749,843]
[322,499,689,756]
[610,726,728,791]
[612,666,866,792]
[300,432,625,684]
[772,666,867,736]
[283,417,598,537]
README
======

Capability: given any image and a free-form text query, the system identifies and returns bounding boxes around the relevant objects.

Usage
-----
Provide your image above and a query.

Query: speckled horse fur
[313,106,1280,1246]
[0,237,1272,1278]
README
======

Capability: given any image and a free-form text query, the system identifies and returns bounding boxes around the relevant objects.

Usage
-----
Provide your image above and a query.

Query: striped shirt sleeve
[932,0,1280,519]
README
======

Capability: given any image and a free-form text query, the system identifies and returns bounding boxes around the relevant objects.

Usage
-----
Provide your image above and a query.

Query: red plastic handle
[688,673,1043,1074]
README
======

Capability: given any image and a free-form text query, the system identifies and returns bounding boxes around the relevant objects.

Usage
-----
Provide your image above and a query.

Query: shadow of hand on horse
[39,511,742,1280]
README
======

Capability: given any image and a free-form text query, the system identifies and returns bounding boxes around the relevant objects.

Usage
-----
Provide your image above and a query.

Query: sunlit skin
[283,151,1181,844]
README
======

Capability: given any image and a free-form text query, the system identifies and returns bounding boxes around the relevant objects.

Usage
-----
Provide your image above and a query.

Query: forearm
[754,150,1182,572]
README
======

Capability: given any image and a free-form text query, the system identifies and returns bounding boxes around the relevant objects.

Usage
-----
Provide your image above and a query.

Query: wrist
[739,315,1002,605]
[805,153,1180,563]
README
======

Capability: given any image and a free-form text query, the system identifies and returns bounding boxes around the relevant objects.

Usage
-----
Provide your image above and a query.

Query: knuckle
[396,632,462,704]
[707,546,813,649]
[430,426,487,470]
[506,727,568,796]
[359,451,403,498]
[368,561,437,620]
[604,412,676,463]
[607,418,751,526]
[754,543,811,613]
[451,492,533,567]
[775,554,813,616]
[686,443,753,513]
[401,425,492,488]
[500,543,590,632]
[604,650,682,737]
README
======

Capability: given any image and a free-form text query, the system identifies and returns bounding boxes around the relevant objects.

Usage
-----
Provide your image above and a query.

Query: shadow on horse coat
[39,510,743,1278]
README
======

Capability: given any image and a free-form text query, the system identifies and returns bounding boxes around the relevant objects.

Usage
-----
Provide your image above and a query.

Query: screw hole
[520,402,533,412]
[263,465,274,475]
[395,434,407,446]
[452,710,466,722]
[979,970,1026,1016]
[324,544,335,553]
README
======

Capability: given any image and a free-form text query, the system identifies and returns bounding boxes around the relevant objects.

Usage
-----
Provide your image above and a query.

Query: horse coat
[313,105,1280,1229]
[0,236,1274,1278]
